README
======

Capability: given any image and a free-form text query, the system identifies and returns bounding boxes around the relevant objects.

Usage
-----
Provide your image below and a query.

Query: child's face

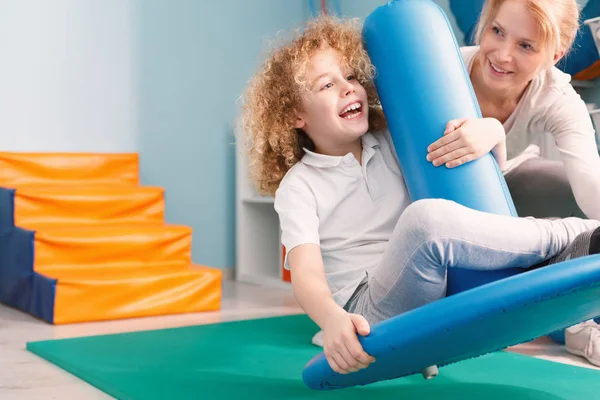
[294,48,369,150]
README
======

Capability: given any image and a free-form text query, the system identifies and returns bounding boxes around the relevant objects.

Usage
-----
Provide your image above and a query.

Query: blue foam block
[0,187,55,323]
[0,187,16,229]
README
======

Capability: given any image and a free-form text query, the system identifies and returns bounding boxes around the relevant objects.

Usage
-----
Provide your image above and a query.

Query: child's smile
[294,48,369,156]
[339,101,363,120]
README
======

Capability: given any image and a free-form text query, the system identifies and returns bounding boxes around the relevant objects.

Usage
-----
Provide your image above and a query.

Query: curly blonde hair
[240,15,386,197]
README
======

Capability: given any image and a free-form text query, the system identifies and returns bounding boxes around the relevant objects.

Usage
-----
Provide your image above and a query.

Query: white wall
[0,0,138,152]
[136,0,307,269]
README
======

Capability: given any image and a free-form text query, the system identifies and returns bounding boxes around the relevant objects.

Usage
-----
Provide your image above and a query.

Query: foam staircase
[0,152,222,324]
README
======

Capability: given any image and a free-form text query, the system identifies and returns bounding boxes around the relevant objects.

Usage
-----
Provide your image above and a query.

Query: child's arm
[288,243,343,327]
[288,243,375,374]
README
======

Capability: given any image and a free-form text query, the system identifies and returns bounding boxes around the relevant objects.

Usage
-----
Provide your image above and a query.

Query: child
[240,15,600,375]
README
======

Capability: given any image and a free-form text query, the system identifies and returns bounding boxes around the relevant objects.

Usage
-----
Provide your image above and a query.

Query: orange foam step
[44,264,222,324]
[33,224,192,271]
[0,152,139,187]
[13,185,165,229]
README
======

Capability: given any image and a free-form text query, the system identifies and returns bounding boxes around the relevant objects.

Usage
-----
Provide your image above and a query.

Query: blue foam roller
[363,0,521,294]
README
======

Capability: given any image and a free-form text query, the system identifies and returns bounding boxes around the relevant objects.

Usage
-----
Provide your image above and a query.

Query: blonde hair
[240,16,386,197]
[473,0,580,63]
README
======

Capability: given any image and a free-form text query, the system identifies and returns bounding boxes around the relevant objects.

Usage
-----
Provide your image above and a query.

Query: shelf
[242,195,275,204]
[235,116,288,288]
[236,272,292,289]
[572,80,595,89]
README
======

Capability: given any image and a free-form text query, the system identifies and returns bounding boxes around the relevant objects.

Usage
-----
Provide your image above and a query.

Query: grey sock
[547,226,600,265]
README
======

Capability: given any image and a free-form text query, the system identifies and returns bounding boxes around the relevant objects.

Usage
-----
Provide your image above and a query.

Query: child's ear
[294,114,306,129]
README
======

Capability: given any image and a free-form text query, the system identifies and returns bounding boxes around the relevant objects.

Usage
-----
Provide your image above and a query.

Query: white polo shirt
[274,130,411,307]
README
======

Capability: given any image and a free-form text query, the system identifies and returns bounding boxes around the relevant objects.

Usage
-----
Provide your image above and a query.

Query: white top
[461,46,600,220]
[274,130,411,307]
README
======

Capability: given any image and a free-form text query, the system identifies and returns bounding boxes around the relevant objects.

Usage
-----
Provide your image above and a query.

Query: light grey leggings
[344,198,599,325]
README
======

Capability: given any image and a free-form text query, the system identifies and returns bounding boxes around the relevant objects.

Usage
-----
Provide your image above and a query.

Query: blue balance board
[302,0,600,389]
[302,255,600,389]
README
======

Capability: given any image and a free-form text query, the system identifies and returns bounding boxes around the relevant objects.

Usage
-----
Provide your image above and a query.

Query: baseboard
[220,267,235,281]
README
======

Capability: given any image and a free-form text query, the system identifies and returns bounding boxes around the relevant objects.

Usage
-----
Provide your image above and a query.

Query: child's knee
[400,199,461,240]
[403,199,459,223]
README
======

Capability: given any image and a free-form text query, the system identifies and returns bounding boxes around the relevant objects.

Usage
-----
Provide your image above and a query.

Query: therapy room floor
[1,280,599,400]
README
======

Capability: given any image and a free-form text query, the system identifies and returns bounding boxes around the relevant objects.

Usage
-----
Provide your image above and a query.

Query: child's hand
[426,117,505,168]
[322,310,376,374]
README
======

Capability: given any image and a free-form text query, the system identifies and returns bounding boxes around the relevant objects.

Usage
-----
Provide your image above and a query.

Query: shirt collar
[301,132,380,168]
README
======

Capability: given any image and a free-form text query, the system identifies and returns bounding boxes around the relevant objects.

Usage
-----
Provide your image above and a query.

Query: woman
[427,0,600,367]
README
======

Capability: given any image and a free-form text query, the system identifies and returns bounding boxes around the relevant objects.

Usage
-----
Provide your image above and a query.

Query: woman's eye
[520,42,533,51]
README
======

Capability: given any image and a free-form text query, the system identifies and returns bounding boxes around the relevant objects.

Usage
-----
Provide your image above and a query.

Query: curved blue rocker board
[450,0,600,78]
[303,255,600,389]
[302,0,600,390]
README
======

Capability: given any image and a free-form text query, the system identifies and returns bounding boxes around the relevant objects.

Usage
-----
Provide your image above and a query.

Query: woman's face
[477,0,555,94]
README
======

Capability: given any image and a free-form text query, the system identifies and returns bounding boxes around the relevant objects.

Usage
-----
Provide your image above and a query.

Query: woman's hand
[322,309,376,374]
[426,117,506,169]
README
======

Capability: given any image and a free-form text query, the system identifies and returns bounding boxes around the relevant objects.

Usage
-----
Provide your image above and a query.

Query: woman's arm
[544,96,600,220]
[426,117,507,170]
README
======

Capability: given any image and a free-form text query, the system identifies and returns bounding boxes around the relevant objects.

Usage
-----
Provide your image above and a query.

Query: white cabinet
[234,119,291,288]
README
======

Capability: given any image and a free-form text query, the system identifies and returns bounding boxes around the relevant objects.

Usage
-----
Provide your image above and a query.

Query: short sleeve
[274,181,320,266]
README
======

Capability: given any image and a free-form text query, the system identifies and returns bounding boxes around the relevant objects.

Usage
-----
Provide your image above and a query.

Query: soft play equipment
[0,152,221,324]
[449,0,600,80]
[26,314,600,399]
[449,0,484,45]
[302,0,600,390]
[567,0,600,81]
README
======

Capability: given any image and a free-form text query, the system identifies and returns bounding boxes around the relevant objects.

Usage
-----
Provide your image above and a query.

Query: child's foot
[565,320,600,367]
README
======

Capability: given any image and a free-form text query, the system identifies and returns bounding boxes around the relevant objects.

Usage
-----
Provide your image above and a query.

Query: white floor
[0,280,598,399]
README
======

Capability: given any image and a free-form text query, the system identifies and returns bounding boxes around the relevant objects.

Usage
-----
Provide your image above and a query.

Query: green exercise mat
[27,314,600,399]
